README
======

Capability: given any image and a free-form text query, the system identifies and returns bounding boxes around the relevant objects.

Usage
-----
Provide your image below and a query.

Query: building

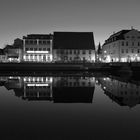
[53,32,95,62]
[101,28,140,62]
[0,49,6,62]
[23,34,53,62]
[3,38,23,62]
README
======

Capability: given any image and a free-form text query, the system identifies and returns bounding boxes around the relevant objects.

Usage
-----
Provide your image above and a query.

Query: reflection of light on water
[27,84,49,87]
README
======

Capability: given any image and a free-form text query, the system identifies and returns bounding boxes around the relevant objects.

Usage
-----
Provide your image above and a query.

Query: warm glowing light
[27,51,49,53]
[27,84,49,86]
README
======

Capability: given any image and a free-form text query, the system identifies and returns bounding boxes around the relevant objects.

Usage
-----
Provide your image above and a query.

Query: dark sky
[0,0,140,47]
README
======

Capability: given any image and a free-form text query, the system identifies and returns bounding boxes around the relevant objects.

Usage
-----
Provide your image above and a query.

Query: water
[0,72,140,140]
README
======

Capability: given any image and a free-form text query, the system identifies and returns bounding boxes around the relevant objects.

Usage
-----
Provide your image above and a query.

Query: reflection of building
[53,77,95,103]
[53,32,95,62]
[0,76,95,103]
[23,34,53,62]
[97,76,140,107]
[101,28,140,62]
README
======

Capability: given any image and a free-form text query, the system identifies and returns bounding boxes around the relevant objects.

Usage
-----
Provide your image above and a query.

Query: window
[25,40,29,44]
[126,42,128,46]
[26,48,29,51]
[122,41,124,46]
[39,41,42,45]
[138,49,140,53]
[30,40,34,44]
[126,49,128,53]
[138,42,140,46]
[89,50,91,54]
[121,49,124,53]
[47,41,50,44]
[43,48,46,51]
[70,50,72,54]
[42,41,45,44]
[74,50,76,54]
[82,50,86,54]
[132,49,134,53]
[39,48,42,51]
[132,42,134,46]
[34,48,37,51]
[47,48,50,51]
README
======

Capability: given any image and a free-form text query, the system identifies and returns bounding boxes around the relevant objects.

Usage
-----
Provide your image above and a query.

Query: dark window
[121,49,124,53]
[138,49,140,53]
[70,50,72,54]
[43,48,46,51]
[82,50,86,54]
[74,50,76,54]
[132,49,134,53]
[126,49,128,53]
[132,42,134,46]
[39,41,42,45]
[25,40,29,44]
[34,48,37,51]
[122,41,124,46]
[89,50,91,54]
[47,48,50,51]
[126,42,128,46]
[47,41,50,44]
[138,42,140,46]
[43,41,46,44]
[25,48,29,51]
[39,48,42,51]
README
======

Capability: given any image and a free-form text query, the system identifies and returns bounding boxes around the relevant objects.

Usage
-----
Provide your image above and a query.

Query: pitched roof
[103,30,131,45]
[53,32,95,50]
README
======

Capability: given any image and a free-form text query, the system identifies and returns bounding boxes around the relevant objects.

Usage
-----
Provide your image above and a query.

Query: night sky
[0,0,140,48]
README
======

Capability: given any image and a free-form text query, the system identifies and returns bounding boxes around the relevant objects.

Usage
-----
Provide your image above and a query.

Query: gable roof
[53,32,95,50]
[103,30,131,45]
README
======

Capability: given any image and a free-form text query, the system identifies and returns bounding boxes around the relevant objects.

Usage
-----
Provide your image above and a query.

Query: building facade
[53,32,95,62]
[101,28,140,62]
[23,34,53,62]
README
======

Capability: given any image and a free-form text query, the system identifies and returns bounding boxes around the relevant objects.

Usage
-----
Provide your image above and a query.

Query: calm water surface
[0,72,140,140]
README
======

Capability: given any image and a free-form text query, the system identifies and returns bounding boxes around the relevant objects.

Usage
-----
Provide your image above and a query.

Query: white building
[102,28,140,62]
[53,32,95,62]
[23,34,53,62]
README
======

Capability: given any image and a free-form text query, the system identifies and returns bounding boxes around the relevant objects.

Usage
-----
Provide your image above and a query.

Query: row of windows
[57,50,92,55]
[126,36,140,39]
[25,48,50,51]
[106,36,140,44]
[122,41,140,46]
[121,49,140,53]
[25,40,51,45]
